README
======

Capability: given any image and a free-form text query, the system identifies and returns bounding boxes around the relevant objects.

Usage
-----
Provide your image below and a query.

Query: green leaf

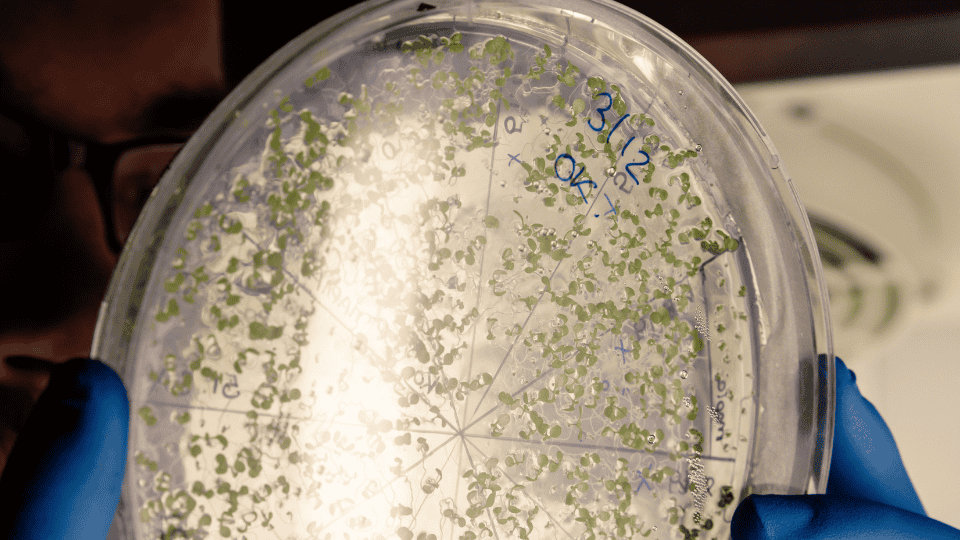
[215,454,228,474]
[572,98,585,115]
[137,407,157,426]
[249,321,283,340]
[164,272,184,293]
[194,203,213,218]
[587,76,606,93]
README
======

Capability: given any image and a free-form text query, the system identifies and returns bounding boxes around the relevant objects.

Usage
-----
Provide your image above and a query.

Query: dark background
[223,1,960,88]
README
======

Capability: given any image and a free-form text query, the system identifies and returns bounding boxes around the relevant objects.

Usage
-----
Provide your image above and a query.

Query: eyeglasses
[0,102,189,254]
[56,132,188,254]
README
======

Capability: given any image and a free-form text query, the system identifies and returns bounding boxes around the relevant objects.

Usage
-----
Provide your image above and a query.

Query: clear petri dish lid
[94,0,834,538]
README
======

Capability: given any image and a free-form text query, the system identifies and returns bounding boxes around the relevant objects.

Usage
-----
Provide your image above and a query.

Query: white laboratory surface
[736,63,960,529]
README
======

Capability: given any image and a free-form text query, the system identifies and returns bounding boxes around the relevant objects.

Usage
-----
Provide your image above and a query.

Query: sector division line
[400,376,463,432]
[451,437,467,540]
[265,230,461,428]
[410,435,464,525]
[461,364,559,434]
[315,431,462,534]
[462,436,576,540]
[148,393,464,442]
[462,98,502,429]
[459,430,734,463]
[468,175,611,421]
[461,325,620,435]
[460,436,503,540]
[145,400,306,422]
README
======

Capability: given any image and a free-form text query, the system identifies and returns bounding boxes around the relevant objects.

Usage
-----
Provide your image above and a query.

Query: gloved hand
[732,356,960,539]
[0,357,129,540]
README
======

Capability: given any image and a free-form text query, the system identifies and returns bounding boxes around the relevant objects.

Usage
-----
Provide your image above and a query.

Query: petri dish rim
[93,0,835,538]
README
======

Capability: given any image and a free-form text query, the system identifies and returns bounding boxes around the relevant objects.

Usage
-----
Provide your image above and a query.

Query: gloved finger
[827,357,925,516]
[0,357,129,540]
[731,494,960,540]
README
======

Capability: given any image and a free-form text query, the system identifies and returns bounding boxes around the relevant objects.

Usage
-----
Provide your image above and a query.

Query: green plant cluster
[133,30,748,540]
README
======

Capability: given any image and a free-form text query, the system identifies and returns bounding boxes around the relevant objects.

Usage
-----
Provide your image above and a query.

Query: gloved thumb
[731,494,960,540]
[826,356,924,512]
[731,357,960,539]
[0,357,129,540]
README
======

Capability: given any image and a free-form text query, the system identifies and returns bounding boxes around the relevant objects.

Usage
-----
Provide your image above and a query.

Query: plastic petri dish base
[93,1,834,539]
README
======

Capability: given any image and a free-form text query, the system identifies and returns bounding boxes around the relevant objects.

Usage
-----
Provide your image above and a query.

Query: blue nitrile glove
[0,357,129,540]
[732,356,960,539]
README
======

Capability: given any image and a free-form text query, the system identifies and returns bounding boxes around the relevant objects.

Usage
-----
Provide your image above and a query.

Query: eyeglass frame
[0,99,189,255]
[50,130,189,254]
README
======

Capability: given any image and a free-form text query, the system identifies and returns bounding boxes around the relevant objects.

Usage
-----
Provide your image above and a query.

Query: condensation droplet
[680,370,688,379]
[500,180,507,187]
[652,526,658,532]
[678,90,683,95]
[683,396,692,408]
[605,166,616,177]
[695,144,703,152]
[647,435,657,444]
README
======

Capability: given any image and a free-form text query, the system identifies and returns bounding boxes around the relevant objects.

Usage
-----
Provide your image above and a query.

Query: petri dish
[93,0,835,538]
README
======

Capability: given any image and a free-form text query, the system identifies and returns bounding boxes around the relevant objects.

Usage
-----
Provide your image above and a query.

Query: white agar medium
[124,21,759,540]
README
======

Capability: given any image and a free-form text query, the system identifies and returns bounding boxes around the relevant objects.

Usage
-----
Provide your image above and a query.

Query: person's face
[0,0,227,475]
